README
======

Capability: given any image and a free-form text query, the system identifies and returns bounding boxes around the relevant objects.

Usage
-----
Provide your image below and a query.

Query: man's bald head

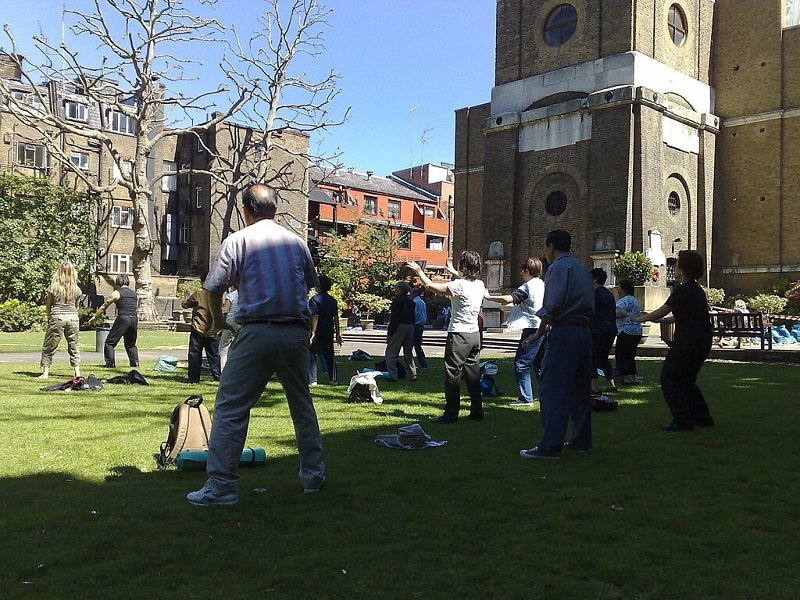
[242,184,278,220]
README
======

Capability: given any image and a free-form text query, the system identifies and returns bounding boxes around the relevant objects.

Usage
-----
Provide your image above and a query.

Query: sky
[2,0,497,178]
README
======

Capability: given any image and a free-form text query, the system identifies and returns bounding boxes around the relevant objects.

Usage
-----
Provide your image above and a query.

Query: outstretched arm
[632,303,673,323]
[406,261,451,296]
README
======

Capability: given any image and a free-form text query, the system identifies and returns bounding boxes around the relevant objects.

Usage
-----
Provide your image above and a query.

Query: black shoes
[660,422,695,432]
[519,446,561,460]
[563,441,590,453]
[430,416,456,424]
[468,412,484,421]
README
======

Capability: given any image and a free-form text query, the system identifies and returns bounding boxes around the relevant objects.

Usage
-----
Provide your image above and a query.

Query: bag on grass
[156,395,213,469]
[591,394,618,412]
[154,355,179,372]
[479,360,500,397]
[41,374,103,392]
[107,369,149,385]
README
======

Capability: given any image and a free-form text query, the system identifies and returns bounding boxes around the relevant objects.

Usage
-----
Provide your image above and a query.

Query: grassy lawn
[0,351,796,599]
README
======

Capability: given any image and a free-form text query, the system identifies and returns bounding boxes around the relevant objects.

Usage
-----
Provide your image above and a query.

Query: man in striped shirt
[187,183,325,506]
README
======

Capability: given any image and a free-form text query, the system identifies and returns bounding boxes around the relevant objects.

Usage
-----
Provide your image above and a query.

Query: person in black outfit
[633,250,714,431]
[309,274,343,385]
[590,268,618,394]
[89,274,139,368]
[384,281,418,382]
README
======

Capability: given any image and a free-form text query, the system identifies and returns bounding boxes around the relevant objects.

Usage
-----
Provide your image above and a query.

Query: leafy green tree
[319,221,402,310]
[0,173,96,303]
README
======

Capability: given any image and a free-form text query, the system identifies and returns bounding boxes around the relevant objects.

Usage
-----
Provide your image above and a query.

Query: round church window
[668,191,681,216]
[544,4,578,47]
[545,191,568,216]
[668,4,687,47]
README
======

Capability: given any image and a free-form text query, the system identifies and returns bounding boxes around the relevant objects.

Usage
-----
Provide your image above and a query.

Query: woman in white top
[38,261,82,379]
[407,250,487,423]
[486,257,545,406]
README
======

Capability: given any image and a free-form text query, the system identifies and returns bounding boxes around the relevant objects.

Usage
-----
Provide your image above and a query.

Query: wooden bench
[710,312,772,351]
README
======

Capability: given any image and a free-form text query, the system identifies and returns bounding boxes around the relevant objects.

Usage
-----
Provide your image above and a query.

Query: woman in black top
[590,268,618,394]
[634,251,713,431]
[89,274,140,368]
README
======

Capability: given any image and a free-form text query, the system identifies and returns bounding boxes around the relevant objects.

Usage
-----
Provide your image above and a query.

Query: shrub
[352,292,391,320]
[702,286,725,307]
[78,307,107,330]
[176,278,202,298]
[612,252,654,285]
[746,293,788,314]
[0,299,46,332]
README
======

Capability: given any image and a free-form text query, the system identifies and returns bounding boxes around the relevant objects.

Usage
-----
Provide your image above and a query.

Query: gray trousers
[40,313,80,368]
[205,323,325,493]
[385,323,417,380]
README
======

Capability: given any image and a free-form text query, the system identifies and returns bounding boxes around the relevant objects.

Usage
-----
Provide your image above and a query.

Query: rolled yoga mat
[175,447,267,471]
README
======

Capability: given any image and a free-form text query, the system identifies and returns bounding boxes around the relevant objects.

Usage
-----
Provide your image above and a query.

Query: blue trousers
[514,328,543,404]
[536,325,593,451]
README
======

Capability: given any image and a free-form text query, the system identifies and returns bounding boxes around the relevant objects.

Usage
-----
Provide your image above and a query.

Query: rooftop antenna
[409,105,418,170]
[420,128,433,178]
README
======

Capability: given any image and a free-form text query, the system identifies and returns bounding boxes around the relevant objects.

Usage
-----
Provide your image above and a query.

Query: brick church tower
[454,0,719,292]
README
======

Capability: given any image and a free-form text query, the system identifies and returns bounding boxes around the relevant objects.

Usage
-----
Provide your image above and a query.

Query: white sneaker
[309,381,318,387]
[186,482,239,506]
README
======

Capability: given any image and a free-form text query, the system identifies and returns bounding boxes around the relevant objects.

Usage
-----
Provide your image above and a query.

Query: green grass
[0,353,797,599]
[0,330,188,353]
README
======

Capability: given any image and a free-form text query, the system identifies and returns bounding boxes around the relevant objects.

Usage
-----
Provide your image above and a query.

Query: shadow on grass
[1,359,799,598]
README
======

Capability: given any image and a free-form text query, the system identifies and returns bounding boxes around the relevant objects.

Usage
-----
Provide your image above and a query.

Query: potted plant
[353,293,390,330]
[612,252,654,285]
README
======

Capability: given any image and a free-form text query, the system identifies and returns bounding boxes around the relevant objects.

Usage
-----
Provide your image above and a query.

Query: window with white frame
[12,90,44,110]
[109,253,132,274]
[364,195,377,215]
[112,159,134,182]
[65,100,88,122]
[422,205,435,218]
[195,186,203,209]
[426,236,444,251]
[178,222,189,245]
[14,141,48,168]
[108,110,136,135]
[161,161,177,192]
[388,200,401,219]
[112,206,133,228]
[71,151,90,171]
[397,230,411,250]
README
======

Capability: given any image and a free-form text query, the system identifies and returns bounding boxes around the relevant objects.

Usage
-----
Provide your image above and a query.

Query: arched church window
[543,4,577,47]
[668,4,687,47]
[545,191,568,216]
[668,191,681,216]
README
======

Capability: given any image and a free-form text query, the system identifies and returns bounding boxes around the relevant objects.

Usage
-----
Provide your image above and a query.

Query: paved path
[3,327,798,368]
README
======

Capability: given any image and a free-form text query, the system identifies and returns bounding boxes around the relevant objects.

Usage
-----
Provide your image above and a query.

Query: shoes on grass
[563,441,590,453]
[430,415,456,424]
[694,416,715,427]
[660,422,695,432]
[187,482,239,507]
[303,475,326,495]
[519,446,561,460]
[468,412,484,421]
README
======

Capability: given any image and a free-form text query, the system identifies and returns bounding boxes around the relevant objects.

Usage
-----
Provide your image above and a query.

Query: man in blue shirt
[519,229,594,460]
[410,286,429,368]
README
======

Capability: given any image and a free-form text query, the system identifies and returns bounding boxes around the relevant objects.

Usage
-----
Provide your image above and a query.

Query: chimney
[366,170,373,180]
[0,52,23,82]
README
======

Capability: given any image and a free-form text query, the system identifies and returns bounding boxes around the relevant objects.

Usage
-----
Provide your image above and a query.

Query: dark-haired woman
[614,280,643,385]
[633,250,713,431]
[89,274,139,368]
[590,268,618,394]
[407,250,487,423]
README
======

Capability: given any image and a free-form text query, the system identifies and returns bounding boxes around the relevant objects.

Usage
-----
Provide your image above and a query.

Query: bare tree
[1,0,347,317]
[1,0,251,319]
[222,0,348,233]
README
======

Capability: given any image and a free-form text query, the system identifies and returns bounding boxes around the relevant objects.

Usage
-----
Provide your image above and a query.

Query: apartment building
[309,166,451,272]
[0,52,309,292]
